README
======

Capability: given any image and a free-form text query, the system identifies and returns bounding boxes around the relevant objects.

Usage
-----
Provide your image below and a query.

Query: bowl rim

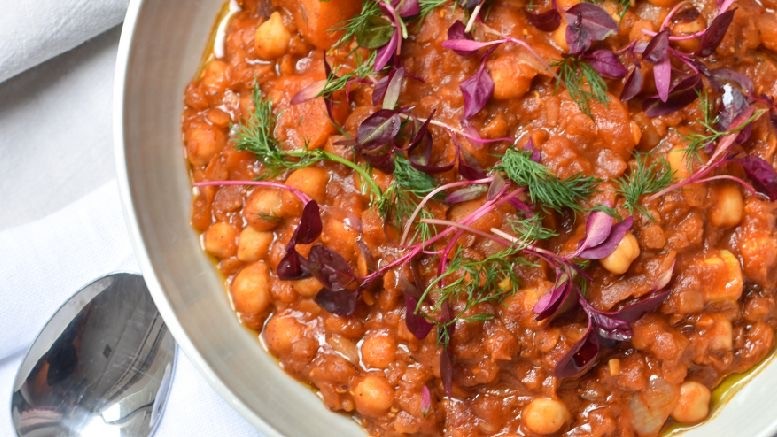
[112,0,279,434]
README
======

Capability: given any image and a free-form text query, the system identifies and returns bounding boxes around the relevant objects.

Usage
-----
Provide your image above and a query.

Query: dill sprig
[684,91,766,165]
[334,1,386,48]
[500,148,598,212]
[420,245,527,346]
[318,52,376,100]
[420,0,448,16]
[616,153,673,214]
[379,155,438,242]
[507,214,558,248]
[236,85,383,201]
[553,56,609,118]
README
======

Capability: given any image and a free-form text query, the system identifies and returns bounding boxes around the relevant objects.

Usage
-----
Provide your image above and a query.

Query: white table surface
[0,28,258,436]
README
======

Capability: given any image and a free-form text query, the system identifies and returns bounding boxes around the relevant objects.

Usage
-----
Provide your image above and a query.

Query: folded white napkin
[0,0,129,83]
[0,1,258,435]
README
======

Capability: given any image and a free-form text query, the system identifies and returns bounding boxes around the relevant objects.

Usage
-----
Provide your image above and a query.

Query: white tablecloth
[0,27,258,437]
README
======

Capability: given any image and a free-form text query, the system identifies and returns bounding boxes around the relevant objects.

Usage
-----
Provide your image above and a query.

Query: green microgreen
[500,148,598,212]
[616,153,673,215]
[553,56,609,118]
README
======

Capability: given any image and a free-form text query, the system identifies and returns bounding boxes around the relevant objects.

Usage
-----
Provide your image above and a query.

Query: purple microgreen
[445,185,488,204]
[406,112,456,174]
[643,30,671,102]
[291,80,326,105]
[555,318,601,378]
[487,172,508,201]
[395,0,420,18]
[564,3,618,55]
[620,66,644,101]
[526,7,562,32]
[460,55,495,119]
[405,293,434,339]
[709,68,754,94]
[440,344,454,395]
[357,109,403,149]
[277,249,308,280]
[697,9,735,57]
[315,288,359,316]
[293,200,324,244]
[382,67,405,109]
[574,213,634,260]
[420,385,432,415]
[741,155,777,200]
[643,74,703,117]
[718,83,750,131]
[533,272,579,320]
[579,297,632,341]
[583,49,627,79]
[523,137,542,162]
[455,138,488,180]
[307,244,360,295]
[375,29,400,71]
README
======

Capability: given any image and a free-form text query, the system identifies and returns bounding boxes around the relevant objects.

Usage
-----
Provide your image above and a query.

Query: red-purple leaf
[395,0,420,18]
[445,185,487,204]
[523,137,542,162]
[404,294,434,339]
[534,274,578,320]
[460,58,494,119]
[741,155,777,200]
[307,244,360,292]
[315,288,359,316]
[375,30,400,71]
[555,319,601,378]
[291,80,326,105]
[643,74,702,117]
[407,112,456,174]
[277,249,308,280]
[698,9,735,57]
[526,8,562,32]
[583,49,627,79]
[620,66,644,101]
[487,172,508,201]
[456,139,488,180]
[294,201,323,244]
[440,345,454,395]
[382,67,405,110]
[579,297,632,341]
[420,386,432,415]
[653,58,672,102]
[643,29,669,64]
[564,3,618,55]
[357,109,402,148]
[576,214,634,260]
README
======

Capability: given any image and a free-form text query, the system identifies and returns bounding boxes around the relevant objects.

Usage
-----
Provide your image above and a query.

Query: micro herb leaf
[379,155,438,242]
[553,56,609,118]
[500,148,598,212]
[317,52,375,100]
[616,153,673,214]
[334,0,386,48]
[393,154,437,196]
[420,0,447,17]
[508,214,558,247]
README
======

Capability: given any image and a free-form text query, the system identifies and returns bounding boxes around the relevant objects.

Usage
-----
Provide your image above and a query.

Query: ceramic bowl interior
[114,0,777,435]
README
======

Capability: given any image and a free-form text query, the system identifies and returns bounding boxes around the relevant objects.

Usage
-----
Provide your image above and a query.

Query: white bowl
[113,0,777,435]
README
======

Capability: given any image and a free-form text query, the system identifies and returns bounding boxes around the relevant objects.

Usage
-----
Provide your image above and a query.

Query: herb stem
[400,176,494,245]
[318,150,383,200]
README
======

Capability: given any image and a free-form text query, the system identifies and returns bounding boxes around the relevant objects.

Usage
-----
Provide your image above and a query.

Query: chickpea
[600,233,641,275]
[707,316,733,352]
[361,332,397,368]
[264,313,305,355]
[702,250,743,303]
[254,12,291,60]
[552,21,568,52]
[671,381,711,423]
[185,121,226,167]
[488,57,536,100]
[204,222,238,259]
[667,147,691,181]
[522,398,570,435]
[292,276,324,298]
[231,261,272,316]
[285,167,329,203]
[352,374,394,417]
[244,188,284,231]
[630,121,642,146]
[199,59,228,93]
[237,227,273,262]
[710,183,743,228]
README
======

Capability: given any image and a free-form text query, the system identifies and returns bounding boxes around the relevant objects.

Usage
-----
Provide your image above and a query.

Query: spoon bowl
[11,273,175,437]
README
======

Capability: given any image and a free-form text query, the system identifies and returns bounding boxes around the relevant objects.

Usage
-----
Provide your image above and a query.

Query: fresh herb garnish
[616,153,673,214]
[553,56,609,117]
[500,148,598,211]
[379,155,438,242]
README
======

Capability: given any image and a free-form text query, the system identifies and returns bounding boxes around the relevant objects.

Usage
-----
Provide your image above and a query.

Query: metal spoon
[11,274,176,436]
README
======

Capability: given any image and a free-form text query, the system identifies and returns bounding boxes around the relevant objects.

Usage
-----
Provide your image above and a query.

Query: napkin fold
[0,0,129,83]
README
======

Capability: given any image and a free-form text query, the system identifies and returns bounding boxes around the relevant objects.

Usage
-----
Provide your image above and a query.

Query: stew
[182,0,777,435]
